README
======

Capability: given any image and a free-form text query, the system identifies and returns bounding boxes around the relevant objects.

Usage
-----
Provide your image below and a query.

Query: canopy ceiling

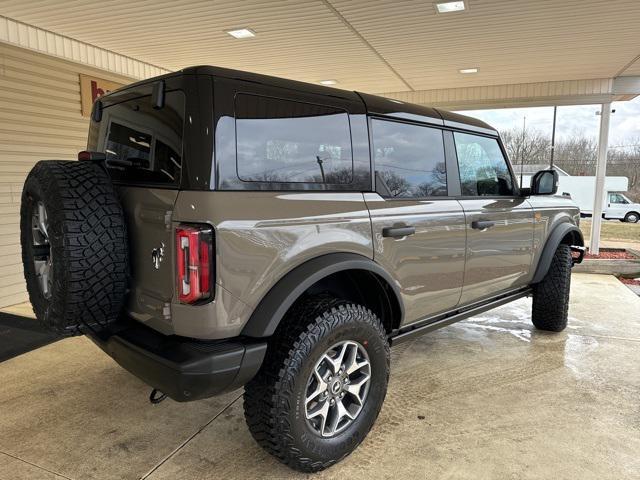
[1,0,639,108]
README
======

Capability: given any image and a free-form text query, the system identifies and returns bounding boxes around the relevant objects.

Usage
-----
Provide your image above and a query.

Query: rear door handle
[471,220,495,230]
[382,226,416,238]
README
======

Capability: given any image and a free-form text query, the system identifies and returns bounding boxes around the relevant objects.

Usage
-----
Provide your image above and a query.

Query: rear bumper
[87,317,267,402]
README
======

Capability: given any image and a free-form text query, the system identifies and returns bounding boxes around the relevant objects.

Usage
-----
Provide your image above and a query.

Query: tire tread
[243,295,388,472]
[20,160,128,336]
[532,244,572,332]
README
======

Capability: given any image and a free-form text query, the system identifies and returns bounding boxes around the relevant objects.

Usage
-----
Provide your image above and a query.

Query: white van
[605,192,640,223]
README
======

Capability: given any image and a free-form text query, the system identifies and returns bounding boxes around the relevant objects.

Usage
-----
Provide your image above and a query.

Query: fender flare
[531,222,584,284]
[240,252,404,338]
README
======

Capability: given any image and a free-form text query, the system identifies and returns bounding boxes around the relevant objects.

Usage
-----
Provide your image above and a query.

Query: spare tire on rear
[20,160,129,336]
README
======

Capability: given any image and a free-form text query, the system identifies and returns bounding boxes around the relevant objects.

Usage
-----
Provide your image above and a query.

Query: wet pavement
[1,273,638,479]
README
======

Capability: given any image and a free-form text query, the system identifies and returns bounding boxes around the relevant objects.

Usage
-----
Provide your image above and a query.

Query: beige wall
[0,43,134,308]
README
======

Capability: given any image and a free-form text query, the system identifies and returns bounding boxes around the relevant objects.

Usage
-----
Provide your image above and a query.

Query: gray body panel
[171,191,373,339]
[457,197,534,304]
[363,193,466,325]
[117,186,177,335]
[161,191,577,339]
[117,191,579,340]
[526,195,582,282]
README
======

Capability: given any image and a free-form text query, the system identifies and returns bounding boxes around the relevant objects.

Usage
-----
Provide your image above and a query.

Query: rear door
[365,118,466,326]
[88,79,188,332]
[452,131,534,304]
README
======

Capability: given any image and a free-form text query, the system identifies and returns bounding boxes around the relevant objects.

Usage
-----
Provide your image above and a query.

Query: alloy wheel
[304,340,371,437]
[31,200,53,298]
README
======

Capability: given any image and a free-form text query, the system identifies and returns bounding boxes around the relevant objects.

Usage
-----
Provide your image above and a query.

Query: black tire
[243,296,390,472]
[20,160,128,336]
[624,212,639,223]
[531,244,572,332]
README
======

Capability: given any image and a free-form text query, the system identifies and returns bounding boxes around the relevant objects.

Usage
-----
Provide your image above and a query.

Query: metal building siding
[0,42,133,308]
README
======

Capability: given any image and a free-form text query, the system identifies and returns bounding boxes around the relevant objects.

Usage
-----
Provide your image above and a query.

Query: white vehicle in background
[602,192,640,223]
[518,165,639,223]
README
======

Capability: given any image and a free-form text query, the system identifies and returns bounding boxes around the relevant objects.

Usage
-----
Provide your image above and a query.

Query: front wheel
[243,297,390,472]
[531,244,572,332]
[624,212,639,223]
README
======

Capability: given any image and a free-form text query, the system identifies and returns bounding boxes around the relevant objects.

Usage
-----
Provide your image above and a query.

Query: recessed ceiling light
[319,79,338,85]
[435,1,466,13]
[459,67,479,74]
[226,28,256,39]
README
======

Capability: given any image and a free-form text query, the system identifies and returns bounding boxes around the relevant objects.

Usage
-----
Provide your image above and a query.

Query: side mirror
[530,169,558,195]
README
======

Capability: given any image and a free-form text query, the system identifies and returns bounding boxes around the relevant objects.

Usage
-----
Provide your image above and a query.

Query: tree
[500,127,551,165]
[499,126,639,202]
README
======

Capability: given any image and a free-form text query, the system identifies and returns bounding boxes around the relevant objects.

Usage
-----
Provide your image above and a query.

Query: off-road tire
[243,296,390,472]
[20,160,128,336]
[531,244,572,332]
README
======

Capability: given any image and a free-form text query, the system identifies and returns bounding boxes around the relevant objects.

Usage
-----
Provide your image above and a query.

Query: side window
[610,193,627,204]
[101,91,185,187]
[454,132,514,196]
[235,94,353,184]
[371,119,447,198]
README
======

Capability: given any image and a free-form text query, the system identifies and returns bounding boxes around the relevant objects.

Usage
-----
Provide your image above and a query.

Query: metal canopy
[1,0,640,101]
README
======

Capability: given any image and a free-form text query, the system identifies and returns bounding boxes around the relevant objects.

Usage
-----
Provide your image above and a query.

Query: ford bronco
[20,66,585,472]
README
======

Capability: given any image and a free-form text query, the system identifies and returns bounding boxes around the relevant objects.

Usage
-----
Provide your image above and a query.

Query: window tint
[371,119,447,198]
[235,94,353,184]
[102,91,185,187]
[454,133,514,196]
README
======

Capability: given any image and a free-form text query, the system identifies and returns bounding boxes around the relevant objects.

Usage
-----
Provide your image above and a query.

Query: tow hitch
[149,388,167,404]
[571,246,586,266]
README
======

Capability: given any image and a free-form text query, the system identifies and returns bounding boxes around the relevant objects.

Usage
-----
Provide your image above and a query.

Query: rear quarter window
[234,94,353,185]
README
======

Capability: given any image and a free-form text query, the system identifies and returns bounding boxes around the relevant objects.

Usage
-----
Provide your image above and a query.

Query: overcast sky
[459,96,640,152]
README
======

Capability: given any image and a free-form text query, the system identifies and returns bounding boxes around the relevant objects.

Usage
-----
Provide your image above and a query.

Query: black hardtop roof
[104,65,497,135]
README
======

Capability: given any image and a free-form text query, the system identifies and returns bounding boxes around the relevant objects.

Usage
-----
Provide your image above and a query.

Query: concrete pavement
[1,273,639,480]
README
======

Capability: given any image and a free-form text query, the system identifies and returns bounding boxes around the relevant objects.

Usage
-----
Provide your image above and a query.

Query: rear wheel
[531,244,572,332]
[20,160,128,336]
[243,296,390,472]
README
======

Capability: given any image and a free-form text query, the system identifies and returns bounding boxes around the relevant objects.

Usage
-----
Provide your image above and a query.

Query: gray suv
[20,66,585,472]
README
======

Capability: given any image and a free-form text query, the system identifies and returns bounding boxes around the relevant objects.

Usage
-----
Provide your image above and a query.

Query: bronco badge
[151,242,165,270]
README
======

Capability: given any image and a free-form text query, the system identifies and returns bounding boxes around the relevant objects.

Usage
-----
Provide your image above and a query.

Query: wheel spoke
[34,259,52,297]
[306,398,330,434]
[37,202,49,238]
[346,374,370,405]
[325,399,354,436]
[306,370,328,404]
[343,343,358,374]
[325,342,349,374]
[347,357,369,375]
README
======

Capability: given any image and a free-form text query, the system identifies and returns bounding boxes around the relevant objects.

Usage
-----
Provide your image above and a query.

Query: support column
[589,103,611,255]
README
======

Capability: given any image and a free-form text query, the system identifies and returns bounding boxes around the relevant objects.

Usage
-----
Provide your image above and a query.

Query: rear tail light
[176,224,214,304]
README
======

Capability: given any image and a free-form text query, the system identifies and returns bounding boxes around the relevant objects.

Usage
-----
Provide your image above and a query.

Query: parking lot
[1,273,638,480]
